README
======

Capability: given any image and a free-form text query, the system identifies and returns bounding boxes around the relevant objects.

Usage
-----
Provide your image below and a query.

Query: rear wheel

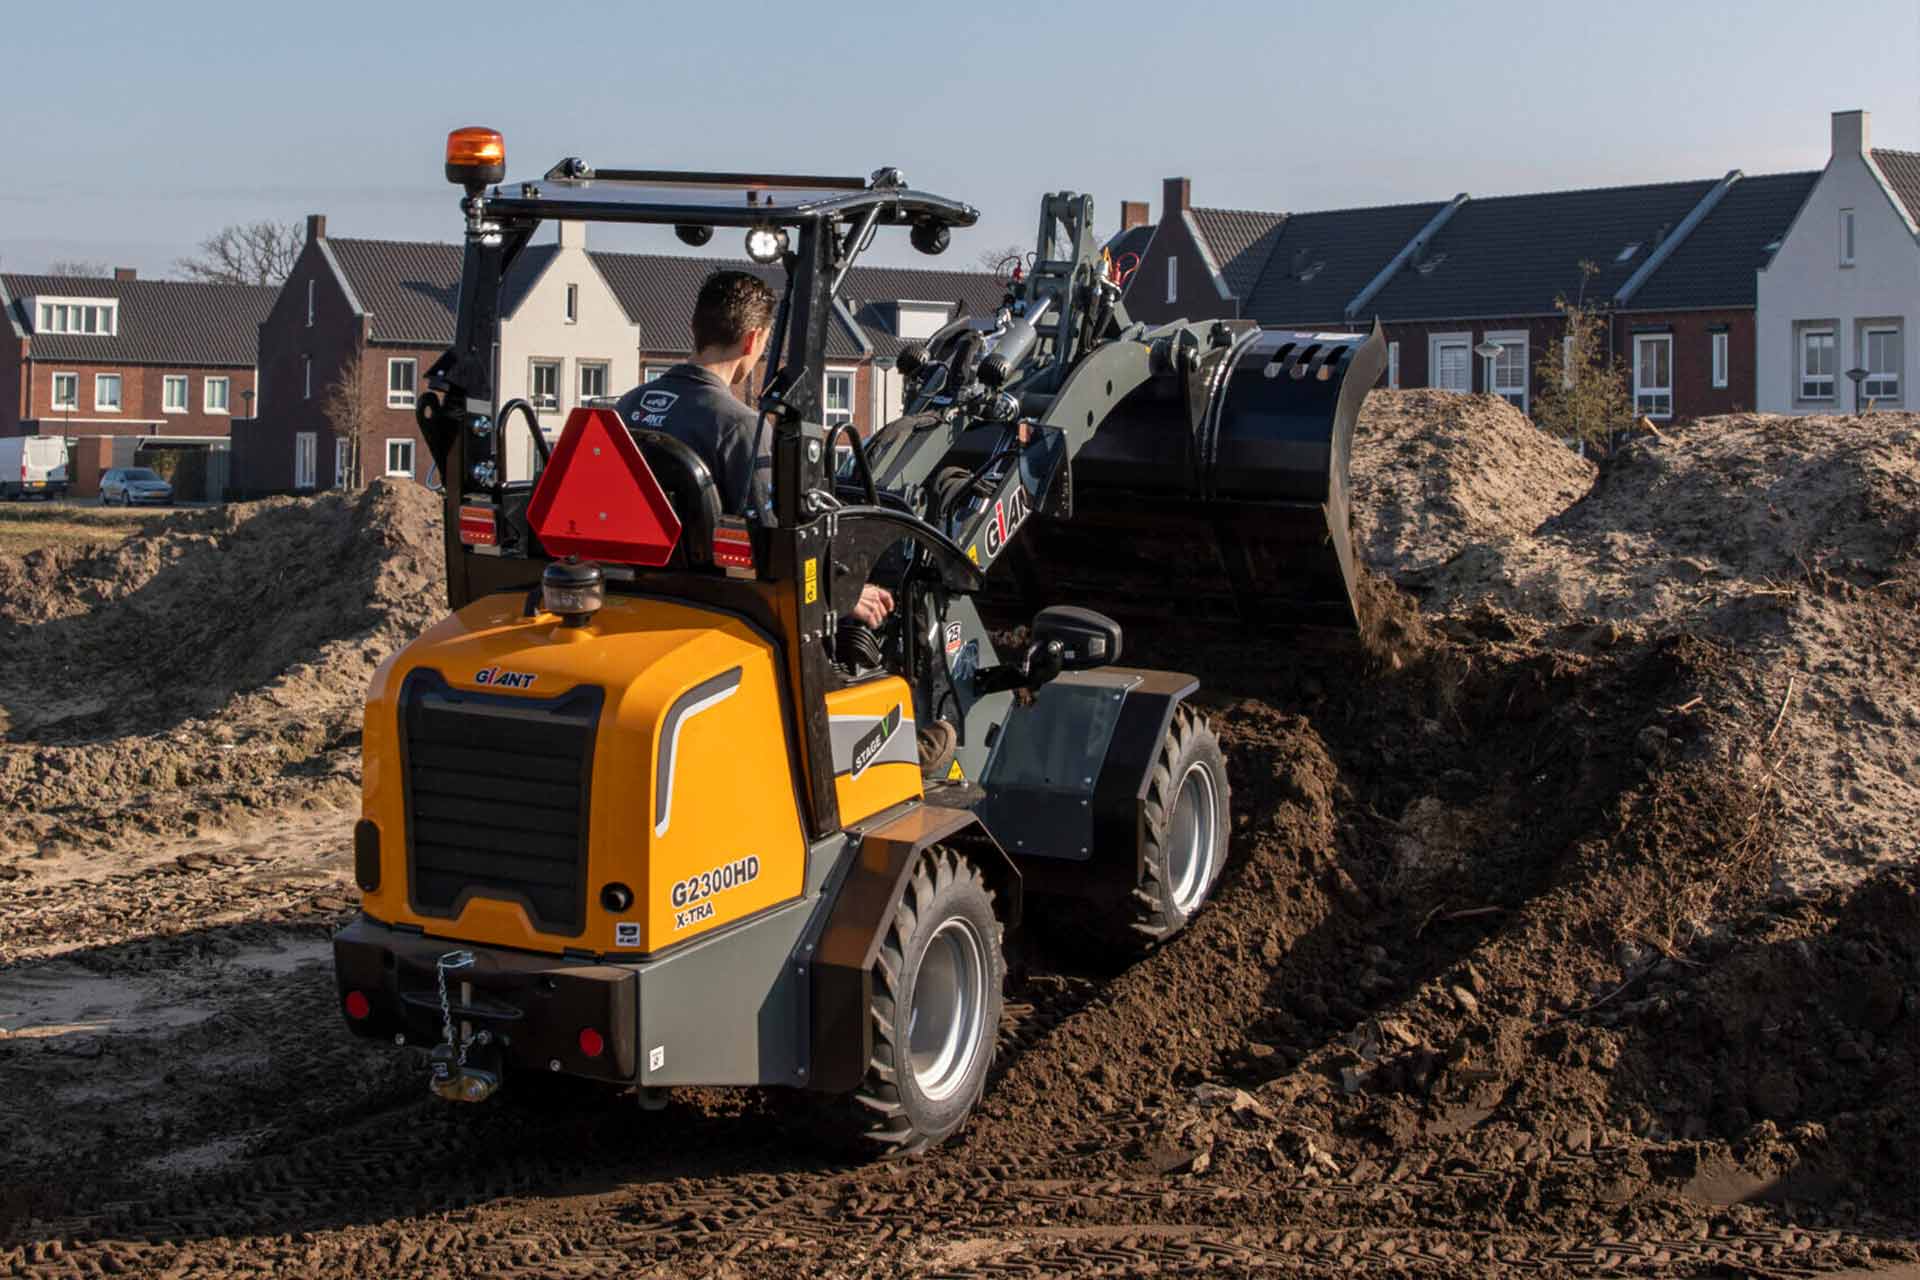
[855,846,1003,1156]
[1131,705,1231,942]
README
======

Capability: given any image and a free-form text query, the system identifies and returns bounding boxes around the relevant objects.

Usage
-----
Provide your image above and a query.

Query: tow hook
[429,1040,501,1103]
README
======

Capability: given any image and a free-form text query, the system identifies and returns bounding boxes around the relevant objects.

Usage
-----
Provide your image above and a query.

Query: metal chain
[436,950,476,1066]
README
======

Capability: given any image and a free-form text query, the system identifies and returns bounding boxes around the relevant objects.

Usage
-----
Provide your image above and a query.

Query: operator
[614,269,892,627]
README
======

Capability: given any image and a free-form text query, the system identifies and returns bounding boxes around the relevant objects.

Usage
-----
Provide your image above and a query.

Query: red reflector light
[458,504,497,547]
[712,523,754,571]
[525,408,683,565]
[578,1027,605,1059]
[344,990,371,1020]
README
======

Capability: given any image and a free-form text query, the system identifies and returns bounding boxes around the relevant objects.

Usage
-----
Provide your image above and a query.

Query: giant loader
[332,128,1382,1152]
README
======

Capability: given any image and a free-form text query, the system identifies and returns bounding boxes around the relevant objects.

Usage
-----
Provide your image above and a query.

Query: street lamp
[1474,340,1503,398]
[1845,367,1869,415]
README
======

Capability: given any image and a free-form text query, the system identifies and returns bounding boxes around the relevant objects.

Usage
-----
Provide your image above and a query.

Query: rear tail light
[343,990,372,1020]
[578,1027,605,1059]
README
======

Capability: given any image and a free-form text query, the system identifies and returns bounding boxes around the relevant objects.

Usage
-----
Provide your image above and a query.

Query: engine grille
[399,670,602,935]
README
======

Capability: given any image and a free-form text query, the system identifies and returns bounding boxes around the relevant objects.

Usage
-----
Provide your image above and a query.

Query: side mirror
[1032,606,1122,672]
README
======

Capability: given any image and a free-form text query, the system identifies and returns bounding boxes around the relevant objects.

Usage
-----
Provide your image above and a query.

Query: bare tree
[46,259,109,278]
[976,243,1027,276]
[174,220,303,286]
[321,353,370,490]
[1532,263,1633,455]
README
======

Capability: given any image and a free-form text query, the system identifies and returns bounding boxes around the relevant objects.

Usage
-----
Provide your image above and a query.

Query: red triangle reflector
[526,408,683,566]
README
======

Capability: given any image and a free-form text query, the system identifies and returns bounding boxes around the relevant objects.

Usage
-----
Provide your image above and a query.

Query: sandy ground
[0,411,1915,1278]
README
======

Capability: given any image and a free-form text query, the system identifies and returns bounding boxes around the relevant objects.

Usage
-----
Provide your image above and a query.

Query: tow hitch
[429,951,501,1104]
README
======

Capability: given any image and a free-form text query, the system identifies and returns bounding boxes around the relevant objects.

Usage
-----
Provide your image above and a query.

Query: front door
[295,432,317,490]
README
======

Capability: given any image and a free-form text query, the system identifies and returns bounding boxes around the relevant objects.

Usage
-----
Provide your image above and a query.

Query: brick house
[0,270,274,496]
[1114,163,1819,423]
[237,218,1003,493]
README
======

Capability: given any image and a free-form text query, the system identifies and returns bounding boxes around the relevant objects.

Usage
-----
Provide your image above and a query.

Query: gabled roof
[836,264,1006,357]
[1628,171,1819,311]
[1189,208,1288,299]
[323,239,463,345]
[1244,201,1447,326]
[1,273,276,367]
[1361,179,1720,322]
[1105,223,1155,266]
[1871,148,1920,227]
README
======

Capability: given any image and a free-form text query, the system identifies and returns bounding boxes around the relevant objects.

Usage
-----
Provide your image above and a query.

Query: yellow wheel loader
[332,129,1381,1152]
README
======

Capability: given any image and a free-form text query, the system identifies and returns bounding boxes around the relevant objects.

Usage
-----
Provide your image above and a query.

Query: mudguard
[807,804,1020,1094]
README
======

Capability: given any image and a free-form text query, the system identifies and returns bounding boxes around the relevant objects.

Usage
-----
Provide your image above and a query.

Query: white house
[1757,110,1920,414]
[496,221,641,478]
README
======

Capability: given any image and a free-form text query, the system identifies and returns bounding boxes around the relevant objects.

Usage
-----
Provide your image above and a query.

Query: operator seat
[629,428,719,572]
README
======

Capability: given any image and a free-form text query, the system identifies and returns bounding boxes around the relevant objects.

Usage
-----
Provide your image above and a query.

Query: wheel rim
[1166,761,1220,914]
[906,916,987,1103]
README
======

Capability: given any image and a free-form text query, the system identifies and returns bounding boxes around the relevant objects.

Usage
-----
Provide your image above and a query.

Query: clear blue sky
[4,0,1917,277]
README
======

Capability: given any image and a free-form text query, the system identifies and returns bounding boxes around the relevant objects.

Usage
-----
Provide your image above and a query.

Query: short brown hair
[691,269,777,350]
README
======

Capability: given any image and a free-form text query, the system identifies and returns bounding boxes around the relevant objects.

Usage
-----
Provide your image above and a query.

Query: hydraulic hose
[824,421,879,506]
[496,399,550,478]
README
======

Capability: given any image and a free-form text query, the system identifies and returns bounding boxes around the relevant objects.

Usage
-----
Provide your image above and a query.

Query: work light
[745,225,789,264]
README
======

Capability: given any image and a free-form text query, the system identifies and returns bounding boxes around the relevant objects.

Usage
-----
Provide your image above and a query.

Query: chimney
[1121,200,1150,231]
[1162,177,1191,215]
[558,219,586,250]
[113,267,136,281]
[306,214,327,243]
[1832,109,1870,158]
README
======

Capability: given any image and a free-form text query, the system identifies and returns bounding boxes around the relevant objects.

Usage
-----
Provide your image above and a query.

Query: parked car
[0,437,69,500]
[99,467,174,507]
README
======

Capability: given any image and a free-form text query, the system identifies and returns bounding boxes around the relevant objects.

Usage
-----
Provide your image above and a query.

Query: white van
[0,437,69,500]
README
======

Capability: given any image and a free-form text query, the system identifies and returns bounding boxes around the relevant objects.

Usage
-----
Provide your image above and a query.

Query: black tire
[1130,705,1231,943]
[855,846,1003,1156]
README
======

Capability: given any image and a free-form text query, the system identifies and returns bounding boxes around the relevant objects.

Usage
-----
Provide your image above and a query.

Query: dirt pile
[0,483,444,860]
[1351,389,1597,579]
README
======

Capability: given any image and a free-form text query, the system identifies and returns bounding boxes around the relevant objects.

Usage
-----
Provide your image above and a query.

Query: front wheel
[1132,705,1231,942]
[855,846,1003,1156]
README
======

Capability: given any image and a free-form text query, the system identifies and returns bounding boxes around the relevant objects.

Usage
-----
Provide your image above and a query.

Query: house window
[1166,257,1178,305]
[1431,335,1471,392]
[564,283,578,324]
[387,358,417,408]
[36,299,117,335]
[578,361,609,403]
[644,364,675,382]
[94,373,122,412]
[1711,332,1729,390]
[530,359,561,412]
[894,302,953,340]
[295,432,317,489]
[163,376,189,413]
[51,372,79,410]
[1633,335,1672,418]
[1864,326,1901,401]
[824,368,855,427]
[1799,328,1836,400]
[307,280,315,326]
[303,355,313,400]
[335,438,352,489]
[205,376,230,413]
[1486,332,1529,411]
[1386,341,1400,389]
[386,438,415,477]
[1839,209,1855,267]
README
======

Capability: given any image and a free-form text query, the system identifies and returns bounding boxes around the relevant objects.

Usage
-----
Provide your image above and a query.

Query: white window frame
[1798,327,1836,402]
[303,355,313,400]
[1385,341,1400,389]
[823,366,857,428]
[50,372,79,410]
[1863,325,1901,402]
[1429,332,1472,392]
[529,359,562,413]
[204,376,230,414]
[643,364,675,382]
[1166,256,1178,305]
[163,375,190,414]
[577,360,610,403]
[306,279,315,326]
[564,283,579,324]
[1633,334,1673,419]
[1711,332,1729,390]
[386,358,417,409]
[93,373,122,413]
[1839,208,1856,268]
[334,437,352,489]
[1485,330,1529,412]
[385,437,415,478]
[36,298,118,336]
[294,431,317,489]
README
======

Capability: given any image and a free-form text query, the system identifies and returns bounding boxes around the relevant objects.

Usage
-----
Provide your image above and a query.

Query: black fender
[807,804,1020,1094]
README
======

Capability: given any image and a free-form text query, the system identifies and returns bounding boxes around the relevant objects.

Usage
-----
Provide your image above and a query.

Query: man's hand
[853,585,894,628]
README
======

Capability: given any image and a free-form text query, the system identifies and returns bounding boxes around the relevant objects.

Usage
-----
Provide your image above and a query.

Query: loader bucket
[1000,324,1385,629]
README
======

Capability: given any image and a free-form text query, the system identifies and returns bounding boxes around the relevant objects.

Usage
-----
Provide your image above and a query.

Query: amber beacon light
[445,127,506,190]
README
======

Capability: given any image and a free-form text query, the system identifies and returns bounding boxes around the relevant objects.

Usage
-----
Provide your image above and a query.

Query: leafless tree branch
[174,221,303,286]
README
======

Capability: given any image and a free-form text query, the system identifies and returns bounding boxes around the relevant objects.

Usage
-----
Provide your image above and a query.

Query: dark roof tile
[1629,171,1819,311]
[1189,208,1288,299]
[1,273,275,367]
[1871,148,1920,226]
[1245,201,1448,326]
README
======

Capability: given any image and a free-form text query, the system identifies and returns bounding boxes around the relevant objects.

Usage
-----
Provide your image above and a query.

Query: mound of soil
[0,483,444,860]
[1352,390,1597,579]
